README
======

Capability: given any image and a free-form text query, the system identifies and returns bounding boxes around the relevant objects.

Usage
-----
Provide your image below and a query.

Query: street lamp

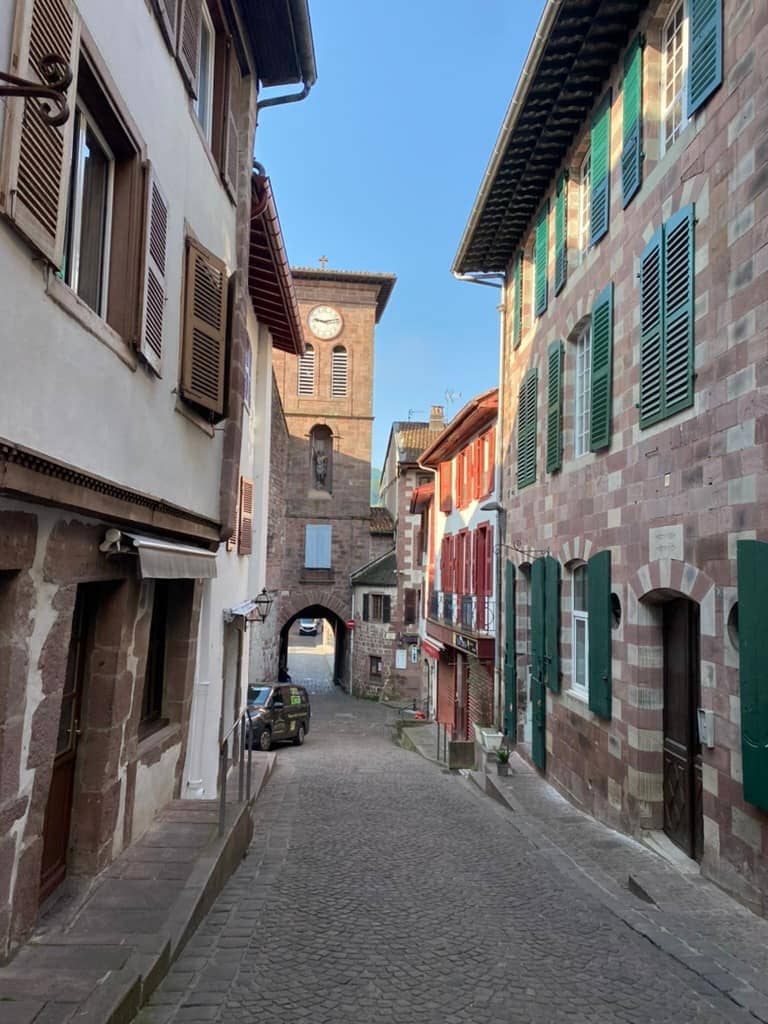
[251,588,274,623]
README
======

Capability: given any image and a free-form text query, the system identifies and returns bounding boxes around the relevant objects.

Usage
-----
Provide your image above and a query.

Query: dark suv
[246,683,311,751]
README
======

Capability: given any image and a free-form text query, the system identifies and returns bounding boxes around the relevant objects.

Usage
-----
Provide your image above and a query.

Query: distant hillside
[370,468,382,505]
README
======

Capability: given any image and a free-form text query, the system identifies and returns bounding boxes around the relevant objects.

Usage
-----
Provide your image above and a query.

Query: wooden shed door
[663,598,703,860]
[40,587,91,902]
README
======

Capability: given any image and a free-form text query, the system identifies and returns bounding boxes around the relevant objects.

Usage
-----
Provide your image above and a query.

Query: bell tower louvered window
[331,346,348,397]
[298,345,315,395]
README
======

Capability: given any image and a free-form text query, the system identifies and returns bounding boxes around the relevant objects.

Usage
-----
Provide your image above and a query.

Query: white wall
[0,0,240,519]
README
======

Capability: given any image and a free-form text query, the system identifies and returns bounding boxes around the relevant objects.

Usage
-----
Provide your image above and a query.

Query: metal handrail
[218,706,254,837]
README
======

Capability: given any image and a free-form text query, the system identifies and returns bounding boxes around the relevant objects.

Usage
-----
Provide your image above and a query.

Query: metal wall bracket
[0,54,72,127]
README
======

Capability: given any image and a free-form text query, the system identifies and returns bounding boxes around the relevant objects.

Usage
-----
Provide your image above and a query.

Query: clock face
[308,305,343,340]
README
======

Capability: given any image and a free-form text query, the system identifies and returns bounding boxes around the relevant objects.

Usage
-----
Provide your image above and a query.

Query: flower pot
[497,762,510,777]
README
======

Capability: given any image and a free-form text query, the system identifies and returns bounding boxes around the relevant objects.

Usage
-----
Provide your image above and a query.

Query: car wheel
[258,728,272,752]
[293,724,305,746]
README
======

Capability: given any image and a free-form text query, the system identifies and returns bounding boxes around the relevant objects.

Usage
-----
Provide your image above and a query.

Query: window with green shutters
[554,173,567,294]
[589,90,611,245]
[622,36,643,208]
[587,550,611,719]
[639,205,695,428]
[534,201,549,317]
[736,539,768,813]
[688,0,722,115]
[512,252,523,350]
[517,368,537,489]
[544,555,561,693]
[546,340,563,473]
[589,282,613,451]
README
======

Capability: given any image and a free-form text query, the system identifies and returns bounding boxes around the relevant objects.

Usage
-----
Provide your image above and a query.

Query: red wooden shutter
[181,239,229,415]
[177,0,201,96]
[486,429,496,494]
[485,525,494,595]
[404,588,417,625]
[138,166,169,375]
[238,477,254,555]
[0,0,80,267]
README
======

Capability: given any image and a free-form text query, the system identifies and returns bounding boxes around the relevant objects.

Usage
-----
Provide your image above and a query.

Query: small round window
[727,602,739,649]
[610,593,622,630]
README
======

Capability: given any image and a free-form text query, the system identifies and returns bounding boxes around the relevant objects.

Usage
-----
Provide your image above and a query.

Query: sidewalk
[401,722,768,1023]
[0,754,276,1024]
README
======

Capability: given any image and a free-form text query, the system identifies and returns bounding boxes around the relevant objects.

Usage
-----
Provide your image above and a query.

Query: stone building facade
[349,550,398,697]
[454,0,768,912]
[0,0,313,955]
[268,269,396,687]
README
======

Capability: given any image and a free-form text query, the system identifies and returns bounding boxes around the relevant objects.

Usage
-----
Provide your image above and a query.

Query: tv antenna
[444,390,462,405]
[408,408,426,420]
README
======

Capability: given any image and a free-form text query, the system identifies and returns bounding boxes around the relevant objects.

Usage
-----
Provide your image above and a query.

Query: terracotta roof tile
[369,507,395,534]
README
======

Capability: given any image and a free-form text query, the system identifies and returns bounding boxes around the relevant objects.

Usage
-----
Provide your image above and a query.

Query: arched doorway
[279,606,348,693]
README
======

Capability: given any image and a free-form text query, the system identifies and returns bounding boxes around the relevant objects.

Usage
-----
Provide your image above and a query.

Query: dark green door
[504,561,516,738]
[531,557,546,769]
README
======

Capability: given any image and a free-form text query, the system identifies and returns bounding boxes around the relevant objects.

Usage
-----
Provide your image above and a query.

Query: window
[578,149,591,261]
[403,588,418,625]
[370,656,382,677]
[662,3,687,153]
[331,346,348,397]
[534,201,549,317]
[571,565,588,699]
[574,323,592,457]
[298,344,315,395]
[195,3,215,142]
[141,581,170,735]
[589,93,611,245]
[304,525,332,568]
[363,594,391,623]
[62,105,114,317]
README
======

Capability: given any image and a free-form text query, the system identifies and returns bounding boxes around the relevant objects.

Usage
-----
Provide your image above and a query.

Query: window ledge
[561,688,594,720]
[137,720,180,762]
[175,397,216,437]
[46,271,137,370]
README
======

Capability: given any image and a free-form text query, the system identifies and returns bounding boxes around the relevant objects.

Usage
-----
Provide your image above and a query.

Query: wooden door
[530,558,546,770]
[503,561,516,738]
[39,588,91,902]
[663,598,703,860]
[455,655,468,740]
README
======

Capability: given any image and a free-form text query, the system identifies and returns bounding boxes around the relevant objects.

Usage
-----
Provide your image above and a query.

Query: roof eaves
[291,267,397,322]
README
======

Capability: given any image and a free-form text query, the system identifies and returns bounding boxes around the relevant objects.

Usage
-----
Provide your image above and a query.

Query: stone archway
[279,599,350,691]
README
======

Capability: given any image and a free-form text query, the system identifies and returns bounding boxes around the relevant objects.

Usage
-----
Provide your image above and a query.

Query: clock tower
[269,267,396,687]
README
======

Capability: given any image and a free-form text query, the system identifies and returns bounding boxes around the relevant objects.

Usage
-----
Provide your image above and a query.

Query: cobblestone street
[138,691,756,1024]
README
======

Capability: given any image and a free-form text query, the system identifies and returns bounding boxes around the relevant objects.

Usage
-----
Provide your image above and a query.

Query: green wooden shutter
[544,555,560,693]
[589,91,611,245]
[554,173,567,295]
[531,557,546,770]
[589,282,614,451]
[737,540,768,813]
[587,550,611,719]
[383,595,391,623]
[688,0,722,115]
[534,201,549,317]
[621,36,643,208]
[662,204,695,418]
[546,340,563,473]
[512,253,522,350]
[639,226,664,427]
[504,560,516,738]
[363,594,369,621]
[517,369,537,489]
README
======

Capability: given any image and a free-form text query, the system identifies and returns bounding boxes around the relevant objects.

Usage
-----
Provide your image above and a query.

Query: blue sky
[256,1,546,470]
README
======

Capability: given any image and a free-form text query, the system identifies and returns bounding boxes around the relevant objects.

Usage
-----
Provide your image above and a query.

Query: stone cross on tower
[318,255,329,269]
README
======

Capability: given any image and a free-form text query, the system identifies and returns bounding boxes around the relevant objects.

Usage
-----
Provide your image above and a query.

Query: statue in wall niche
[310,428,333,492]
[314,449,328,487]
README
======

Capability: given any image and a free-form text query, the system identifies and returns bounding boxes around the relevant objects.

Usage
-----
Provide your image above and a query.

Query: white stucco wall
[0,1,241,519]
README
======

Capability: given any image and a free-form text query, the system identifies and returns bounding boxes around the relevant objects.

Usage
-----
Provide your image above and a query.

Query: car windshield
[300,619,314,626]
[247,686,271,706]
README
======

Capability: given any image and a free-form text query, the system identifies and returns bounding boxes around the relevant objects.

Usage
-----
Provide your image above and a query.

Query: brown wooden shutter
[404,588,417,625]
[222,46,239,200]
[138,166,169,375]
[152,0,178,50]
[238,477,253,555]
[181,238,228,415]
[176,0,201,97]
[0,0,80,267]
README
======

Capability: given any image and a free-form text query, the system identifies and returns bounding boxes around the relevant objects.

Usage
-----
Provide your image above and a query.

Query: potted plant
[496,746,511,776]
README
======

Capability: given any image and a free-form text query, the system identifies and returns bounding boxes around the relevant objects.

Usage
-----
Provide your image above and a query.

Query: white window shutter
[138,165,169,375]
[305,525,332,568]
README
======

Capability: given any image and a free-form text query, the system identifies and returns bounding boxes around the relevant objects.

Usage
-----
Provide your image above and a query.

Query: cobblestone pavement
[138,691,754,1024]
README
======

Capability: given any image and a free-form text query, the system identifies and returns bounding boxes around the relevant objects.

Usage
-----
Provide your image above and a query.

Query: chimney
[429,405,445,432]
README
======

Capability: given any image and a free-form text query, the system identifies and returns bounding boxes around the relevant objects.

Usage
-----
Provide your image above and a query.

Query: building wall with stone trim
[350,586,398,697]
[496,0,768,912]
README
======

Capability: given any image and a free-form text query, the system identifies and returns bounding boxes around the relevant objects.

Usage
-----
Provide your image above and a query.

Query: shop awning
[100,530,217,580]
[422,639,444,660]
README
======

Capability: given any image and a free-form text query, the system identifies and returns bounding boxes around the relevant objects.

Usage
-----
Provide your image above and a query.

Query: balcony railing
[427,590,495,635]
